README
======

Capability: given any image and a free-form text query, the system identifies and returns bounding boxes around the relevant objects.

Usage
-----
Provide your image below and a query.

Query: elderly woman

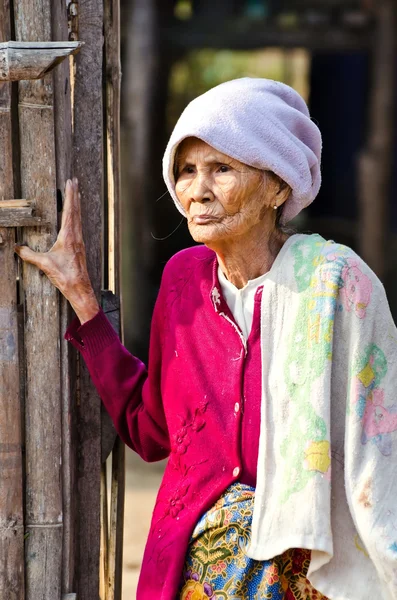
[16,78,397,600]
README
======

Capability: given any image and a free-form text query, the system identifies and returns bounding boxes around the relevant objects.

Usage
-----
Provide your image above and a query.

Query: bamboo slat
[13,0,63,597]
[104,0,124,593]
[0,2,25,598]
[72,1,104,597]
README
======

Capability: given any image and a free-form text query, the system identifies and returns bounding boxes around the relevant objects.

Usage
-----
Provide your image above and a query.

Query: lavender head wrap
[162,77,322,224]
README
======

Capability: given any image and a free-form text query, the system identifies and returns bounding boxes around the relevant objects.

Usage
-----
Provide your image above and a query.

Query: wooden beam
[0,1,25,598]
[13,0,63,597]
[0,41,83,81]
[163,22,372,51]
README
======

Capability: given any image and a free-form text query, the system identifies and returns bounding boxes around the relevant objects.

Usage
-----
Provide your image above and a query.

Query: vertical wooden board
[19,91,63,600]
[14,0,63,597]
[0,1,25,598]
[25,528,63,598]
[72,1,104,598]
[52,1,76,594]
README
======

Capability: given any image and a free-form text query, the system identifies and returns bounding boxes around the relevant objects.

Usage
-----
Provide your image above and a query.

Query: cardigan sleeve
[341,258,397,599]
[65,284,170,462]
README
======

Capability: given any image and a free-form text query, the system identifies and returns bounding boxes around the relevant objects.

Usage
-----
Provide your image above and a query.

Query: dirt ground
[122,449,166,598]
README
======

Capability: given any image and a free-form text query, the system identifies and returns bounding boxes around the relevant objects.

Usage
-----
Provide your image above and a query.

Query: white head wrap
[162,77,322,224]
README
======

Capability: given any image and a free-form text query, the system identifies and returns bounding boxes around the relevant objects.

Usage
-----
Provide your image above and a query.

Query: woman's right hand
[15,178,100,324]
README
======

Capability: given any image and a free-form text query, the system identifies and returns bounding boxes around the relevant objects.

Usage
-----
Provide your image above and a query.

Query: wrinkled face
[174,137,277,245]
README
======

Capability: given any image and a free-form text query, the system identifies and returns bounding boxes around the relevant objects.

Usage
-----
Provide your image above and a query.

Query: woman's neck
[214,225,288,289]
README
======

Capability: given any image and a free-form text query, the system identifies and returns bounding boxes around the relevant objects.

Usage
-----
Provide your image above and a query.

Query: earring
[273,204,278,210]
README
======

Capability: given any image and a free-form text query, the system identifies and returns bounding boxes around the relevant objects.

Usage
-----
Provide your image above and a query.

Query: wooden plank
[0,41,83,82]
[0,1,25,598]
[0,213,43,227]
[0,199,32,206]
[72,1,104,597]
[13,0,63,598]
[51,0,77,595]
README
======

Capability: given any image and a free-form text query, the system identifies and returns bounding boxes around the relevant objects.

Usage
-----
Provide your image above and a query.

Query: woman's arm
[15,178,170,461]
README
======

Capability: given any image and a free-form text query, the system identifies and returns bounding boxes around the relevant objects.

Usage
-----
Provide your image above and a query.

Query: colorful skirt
[179,483,329,600]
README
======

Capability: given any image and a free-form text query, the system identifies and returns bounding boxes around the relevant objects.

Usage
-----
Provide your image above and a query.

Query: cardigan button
[233,466,240,478]
[234,402,240,413]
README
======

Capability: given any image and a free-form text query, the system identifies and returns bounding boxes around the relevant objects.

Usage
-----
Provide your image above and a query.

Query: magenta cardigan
[65,245,263,600]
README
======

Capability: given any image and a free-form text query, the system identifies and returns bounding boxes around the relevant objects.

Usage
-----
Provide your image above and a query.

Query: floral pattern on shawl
[179,483,329,600]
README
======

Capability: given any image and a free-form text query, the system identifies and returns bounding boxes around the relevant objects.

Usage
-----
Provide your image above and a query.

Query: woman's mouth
[191,214,219,224]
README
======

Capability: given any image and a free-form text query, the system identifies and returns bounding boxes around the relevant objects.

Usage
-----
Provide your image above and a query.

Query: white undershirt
[217,266,268,339]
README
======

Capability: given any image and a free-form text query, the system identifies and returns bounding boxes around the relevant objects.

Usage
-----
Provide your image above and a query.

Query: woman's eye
[183,166,195,174]
[218,165,230,173]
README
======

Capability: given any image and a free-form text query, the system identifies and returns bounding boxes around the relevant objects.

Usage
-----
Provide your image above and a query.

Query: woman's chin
[188,223,226,245]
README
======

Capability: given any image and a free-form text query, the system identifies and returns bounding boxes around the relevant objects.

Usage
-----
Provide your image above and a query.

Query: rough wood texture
[0,41,82,81]
[14,0,63,597]
[0,200,43,227]
[0,200,43,228]
[0,214,42,227]
[358,0,396,279]
[52,0,77,594]
[72,1,104,597]
[0,2,25,598]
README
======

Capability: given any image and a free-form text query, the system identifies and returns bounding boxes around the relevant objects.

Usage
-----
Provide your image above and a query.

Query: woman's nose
[190,173,214,204]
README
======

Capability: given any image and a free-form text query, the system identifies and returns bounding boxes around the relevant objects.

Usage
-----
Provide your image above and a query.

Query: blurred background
[118,1,397,595]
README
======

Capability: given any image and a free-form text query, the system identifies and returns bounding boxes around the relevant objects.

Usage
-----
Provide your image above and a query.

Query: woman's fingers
[14,244,48,271]
[59,178,83,242]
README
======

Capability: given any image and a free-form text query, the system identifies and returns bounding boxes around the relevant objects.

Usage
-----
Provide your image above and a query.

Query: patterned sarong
[179,483,329,600]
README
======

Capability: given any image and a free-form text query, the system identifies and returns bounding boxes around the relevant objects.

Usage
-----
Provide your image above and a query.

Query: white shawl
[248,233,397,600]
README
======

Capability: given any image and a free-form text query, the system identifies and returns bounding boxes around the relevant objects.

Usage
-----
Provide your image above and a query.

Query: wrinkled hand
[15,178,100,324]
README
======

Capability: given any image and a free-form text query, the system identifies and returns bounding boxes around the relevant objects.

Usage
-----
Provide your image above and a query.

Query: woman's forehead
[177,137,233,164]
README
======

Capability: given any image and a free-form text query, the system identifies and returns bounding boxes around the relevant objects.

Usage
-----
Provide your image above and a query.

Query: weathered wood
[0,41,83,81]
[0,213,43,227]
[0,199,32,206]
[357,0,396,279]
[14,0,63,597]
[72,1,104,597]
[51,0,77,594]
[0,200,43,227]
[0,1,25,598]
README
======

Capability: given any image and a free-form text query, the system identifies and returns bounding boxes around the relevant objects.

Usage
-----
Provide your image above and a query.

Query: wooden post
[0,1,25,599]
[51,0,77,594]
[13,0,63,597]
[72,1,104,597]
[357,0,396,279]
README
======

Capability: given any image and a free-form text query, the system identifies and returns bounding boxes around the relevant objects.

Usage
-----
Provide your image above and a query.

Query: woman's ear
[276,178,291,206]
